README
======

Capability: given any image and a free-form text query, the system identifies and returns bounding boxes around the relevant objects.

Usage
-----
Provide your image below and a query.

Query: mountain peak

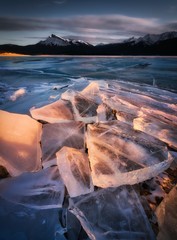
[39,34,91,47]
[135,31,177,45]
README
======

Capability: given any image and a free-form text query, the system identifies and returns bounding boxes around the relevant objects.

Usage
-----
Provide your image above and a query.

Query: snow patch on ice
[9,88,26,101]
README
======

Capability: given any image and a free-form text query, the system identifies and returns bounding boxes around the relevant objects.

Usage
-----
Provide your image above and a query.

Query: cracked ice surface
[41,122,85,168]
[99,81,177,125]
[0,197,66,240]
[56,147,94,197]
[0,110,42,176]
[61,89,99,123]
[30,99,74,123]
[0,167,65,209]
[70,186,156,240]
[104,81,177,105]
[86,120,173,188]
[80,81,177,148]
[1,79,177,239]
[102,95,139,125]
[134,112,177,150]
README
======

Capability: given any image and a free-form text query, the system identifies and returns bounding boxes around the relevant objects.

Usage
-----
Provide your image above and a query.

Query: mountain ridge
[124,31,177,45]
[38,34,92,47]
[0,31,177,56]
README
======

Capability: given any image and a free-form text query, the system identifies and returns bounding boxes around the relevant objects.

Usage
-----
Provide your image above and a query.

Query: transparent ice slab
[86,120,173,188]
[106,81,177,105]
[156,184,177,240]
[41,122,85,168]
[96,103,115,122]
[134,112,177,150]
[98,80,177,124]
[0,110,42,176]
[80,81,107,104]
[61,89,99,123]
[0,197,67,240]
[56,147,94,198]
[0,166,65,209]
[30,99,74,123]
[58,208,89,240]
[106,84,177,118]
[102,95,139,125]
[70,186,156,240]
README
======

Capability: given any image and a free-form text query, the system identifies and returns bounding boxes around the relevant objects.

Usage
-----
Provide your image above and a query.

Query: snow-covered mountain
[39,34,91,47]
[0,31,177,55]
[124,31,177,45]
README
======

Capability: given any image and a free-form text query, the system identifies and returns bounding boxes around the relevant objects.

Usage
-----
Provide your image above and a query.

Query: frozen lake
[0,56,177,240]
[0,56,177,113]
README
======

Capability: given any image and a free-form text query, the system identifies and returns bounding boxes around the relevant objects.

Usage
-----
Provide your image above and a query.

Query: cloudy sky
[0,0,177,45]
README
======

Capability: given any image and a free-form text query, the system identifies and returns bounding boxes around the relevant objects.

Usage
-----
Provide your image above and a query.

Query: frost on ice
[86,120,173,188]
[41,121,85,168]
[70,186,155,240]
[0,167,64,209]
[0,110,42,176]
[9,88,26,101]
[30,99,74,123]
[56,147,94,198]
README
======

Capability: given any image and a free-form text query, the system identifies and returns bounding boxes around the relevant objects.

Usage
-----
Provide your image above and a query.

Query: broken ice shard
[156,184,177,240]
[0,166,65,209]
[96,103,115,122]
[99,80,177,124]
[30,99,74,123]
[58,208,89,240]
[80,81,106,104]
[0,110,42,176]
[133,112,177,150]
[56,147,94,197]
[41,122,85,168]
[70,186,155,240]
[102,95,139,125]
[61,89,99,123]
[86,120,173,188]
[105,80,177,106]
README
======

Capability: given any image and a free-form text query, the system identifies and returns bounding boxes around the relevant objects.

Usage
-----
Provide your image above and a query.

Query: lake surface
[0,56,177,114]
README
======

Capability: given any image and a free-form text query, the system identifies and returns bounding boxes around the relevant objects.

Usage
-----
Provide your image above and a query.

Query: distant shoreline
[0,52,30,56]
[0,52,177,58]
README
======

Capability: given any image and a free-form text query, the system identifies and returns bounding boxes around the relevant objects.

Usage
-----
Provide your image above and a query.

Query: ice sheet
[86,120,173,188]
[134,112,177,150]
[70,186,156,240]
[58,208,89,240]
[56,147,94,198]
[0,166,65,209]
[62,89,99,123]
[107,86,177,117]
[41,122,85,168]
[30,99,74,123]
[96,103,115,122]
[106,81,177,105]
[0,197,67,240]
[102,95,139,125]
[97,80,177,125]
[0,110,42,176]
[80,81,106,104]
